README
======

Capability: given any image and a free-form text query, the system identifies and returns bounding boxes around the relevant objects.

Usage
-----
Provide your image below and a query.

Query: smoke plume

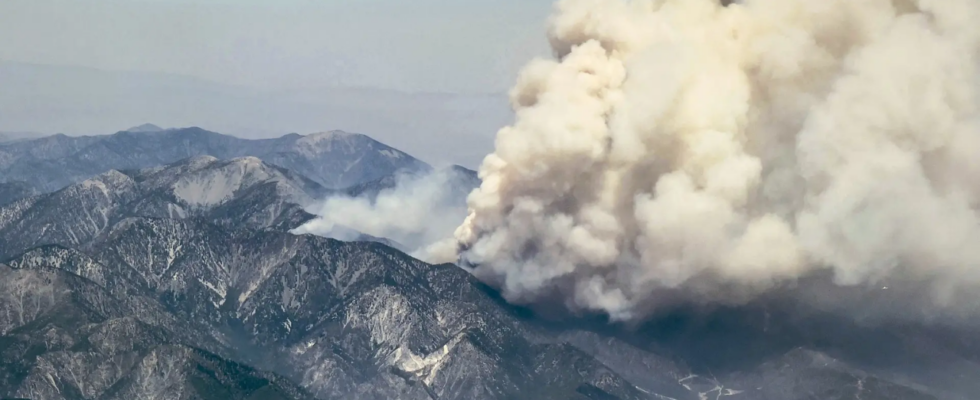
[295,168,473,264]
[455,0,980,321]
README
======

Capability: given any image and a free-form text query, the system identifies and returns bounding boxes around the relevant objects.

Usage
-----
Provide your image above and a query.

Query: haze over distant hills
[0,127,429,191]
[0,60,509,168]
[0,131,42,143]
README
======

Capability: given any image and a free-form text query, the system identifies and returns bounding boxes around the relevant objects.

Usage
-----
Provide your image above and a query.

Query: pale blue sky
[0,0,553,94]
[0,0,555,166]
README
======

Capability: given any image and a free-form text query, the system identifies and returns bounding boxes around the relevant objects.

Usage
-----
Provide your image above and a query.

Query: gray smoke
[295,169,471,264]
[455,0,980,321]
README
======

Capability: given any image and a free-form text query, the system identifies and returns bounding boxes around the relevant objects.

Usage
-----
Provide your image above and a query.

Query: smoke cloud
[455,0,980,321]
[295,168,474,264]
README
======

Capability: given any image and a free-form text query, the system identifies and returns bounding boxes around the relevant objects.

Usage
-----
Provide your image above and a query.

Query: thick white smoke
[295,169,471,264]
[455,0,980,321]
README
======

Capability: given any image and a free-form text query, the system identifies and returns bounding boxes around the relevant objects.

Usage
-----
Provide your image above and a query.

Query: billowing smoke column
[455,0,980,321]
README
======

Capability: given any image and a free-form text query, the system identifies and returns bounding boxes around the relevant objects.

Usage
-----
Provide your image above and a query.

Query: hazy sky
[0,0,552,94]
[0,0,555,167]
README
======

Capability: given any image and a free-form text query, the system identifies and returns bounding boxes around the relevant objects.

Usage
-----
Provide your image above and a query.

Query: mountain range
[0,60,507,168]
[0,127,976,400]
[0,127,429,192]
[0,155,332,259]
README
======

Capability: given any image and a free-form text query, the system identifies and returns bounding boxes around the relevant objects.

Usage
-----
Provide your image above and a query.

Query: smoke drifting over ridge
[295,168,475,264]
[455,0,980,321]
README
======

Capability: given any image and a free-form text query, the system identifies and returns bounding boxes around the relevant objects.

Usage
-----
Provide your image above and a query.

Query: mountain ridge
[0,129,972,399]
[124,123,165,133]
[0,156,329,259]
[0,200,953,400]
[0,127,430,191]
[0,216,685,400]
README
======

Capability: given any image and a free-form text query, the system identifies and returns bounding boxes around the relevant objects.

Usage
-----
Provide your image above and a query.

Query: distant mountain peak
[2,126,431,191]
[179,154,221,167]
[298,130,360,145]
[449,164,478,176]
[79,170,135,191]
[307,129,354,137]
[230,155,264,166]
[125,123,164,133]
[171,158,293,207]
[69,173,134,202]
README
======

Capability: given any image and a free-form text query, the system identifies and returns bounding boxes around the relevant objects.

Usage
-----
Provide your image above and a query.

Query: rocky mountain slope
[0,128,429,191]
[0,260,315,400]
[0,216,687,400]
[0,185,960,400]
[0,139,973,400]
[0,156,328,259]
